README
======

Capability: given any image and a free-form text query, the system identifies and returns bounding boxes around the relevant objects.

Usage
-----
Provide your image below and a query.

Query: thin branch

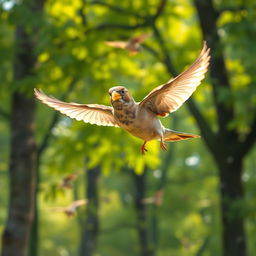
[78,0,87,27]
[86,0,167,34]
[186,99,217,155]
[37,78,78,158]
[88,1,144,19]
[151,24,177,76]
[153,0,167,20]
[86,22,147,34]
[142,43,159,59]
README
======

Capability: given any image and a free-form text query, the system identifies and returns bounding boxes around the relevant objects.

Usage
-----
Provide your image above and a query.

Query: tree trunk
[1,23,37,256]
[79,165,100,256]
[131,170,154,256]
[218,159,247,256]
[192,1,248,255]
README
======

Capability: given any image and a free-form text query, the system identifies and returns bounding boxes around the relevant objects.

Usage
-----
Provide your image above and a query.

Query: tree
[1,0,44,255]
[2,16,37,256]
[79,164,100,256]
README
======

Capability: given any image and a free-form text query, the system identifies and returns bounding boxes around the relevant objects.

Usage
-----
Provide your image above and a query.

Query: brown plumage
[105,33,152,55]
[58,172,79,189]
[50,199,87,217]
[35,42,210,154]
[141,189,164,206]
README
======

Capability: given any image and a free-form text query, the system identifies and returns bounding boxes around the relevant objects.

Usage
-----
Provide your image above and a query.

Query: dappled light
[0,0,256,256]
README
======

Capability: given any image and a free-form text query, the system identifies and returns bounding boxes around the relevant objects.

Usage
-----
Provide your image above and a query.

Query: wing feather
[105,41,128,49]
[139,41,210,116]
[34,89,119,127]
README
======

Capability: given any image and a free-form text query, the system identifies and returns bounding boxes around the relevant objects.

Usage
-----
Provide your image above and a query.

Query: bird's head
[109,86,134,109]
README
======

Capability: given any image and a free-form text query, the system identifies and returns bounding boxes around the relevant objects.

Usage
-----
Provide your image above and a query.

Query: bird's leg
[160,137,167,152]
[141,141,148,154]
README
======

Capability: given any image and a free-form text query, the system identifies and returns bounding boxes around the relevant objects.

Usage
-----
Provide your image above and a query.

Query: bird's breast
[114,106,164,141]
[114,109,136,126]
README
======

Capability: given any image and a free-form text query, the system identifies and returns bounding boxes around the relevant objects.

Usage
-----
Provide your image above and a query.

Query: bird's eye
[121,90,125,94]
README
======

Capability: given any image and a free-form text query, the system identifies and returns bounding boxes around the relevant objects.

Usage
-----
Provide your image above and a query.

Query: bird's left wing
[139,42,210,117]
[69,200,87,210]
[34,89,119,127]
[105,41,128,49]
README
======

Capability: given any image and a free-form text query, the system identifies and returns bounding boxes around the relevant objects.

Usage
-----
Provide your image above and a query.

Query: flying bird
[35,42,210,154]
[50,199,87,217]
[58,172,79,189]
[141,189,164,206]
[105,33,152,55]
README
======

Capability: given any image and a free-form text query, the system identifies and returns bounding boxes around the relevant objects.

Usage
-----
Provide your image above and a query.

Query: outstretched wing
[139,41,210,117]
[105,41,128,49]
[69,199,87,210]
[130,33,152,44]
[34,89,119,127]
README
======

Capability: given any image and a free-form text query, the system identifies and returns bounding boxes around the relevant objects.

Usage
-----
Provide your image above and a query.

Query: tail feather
[163,129,200,142]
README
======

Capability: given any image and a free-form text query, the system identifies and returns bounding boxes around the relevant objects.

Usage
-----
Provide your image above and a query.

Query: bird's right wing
[130,33,152,44]
[34,89,119,127]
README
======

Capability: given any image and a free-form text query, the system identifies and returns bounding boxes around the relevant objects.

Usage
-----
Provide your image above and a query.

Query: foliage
[0,0,256,255]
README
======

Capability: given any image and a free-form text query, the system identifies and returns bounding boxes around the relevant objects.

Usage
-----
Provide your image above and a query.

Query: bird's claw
[160,141,167,152]
[141,147,148,155]
[141,142,148,155]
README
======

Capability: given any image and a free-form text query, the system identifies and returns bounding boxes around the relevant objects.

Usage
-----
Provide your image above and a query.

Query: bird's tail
[163,128,200,142]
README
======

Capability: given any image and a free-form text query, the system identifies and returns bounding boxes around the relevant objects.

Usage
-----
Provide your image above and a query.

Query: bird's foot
[141,141,148,155]
[160,141,167,152]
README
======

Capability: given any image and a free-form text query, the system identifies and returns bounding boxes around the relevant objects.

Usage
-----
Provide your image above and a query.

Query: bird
[141,189,164,206]
[105,33,152,55]
[58,172,79,189]
[50,199,87,217]
[34,42,210,154]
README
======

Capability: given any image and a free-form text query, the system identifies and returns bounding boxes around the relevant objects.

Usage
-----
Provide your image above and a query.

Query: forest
[0,0,256,256]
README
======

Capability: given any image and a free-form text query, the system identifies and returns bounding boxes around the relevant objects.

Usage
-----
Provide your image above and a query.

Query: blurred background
[0,0,256,256]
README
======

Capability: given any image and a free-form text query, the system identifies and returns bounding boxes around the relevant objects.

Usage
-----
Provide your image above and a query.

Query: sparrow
[50,199,87,217]
[141,189,164,206]
[105,33,151,55]
[58,172,79,189]
[35,42,210,154]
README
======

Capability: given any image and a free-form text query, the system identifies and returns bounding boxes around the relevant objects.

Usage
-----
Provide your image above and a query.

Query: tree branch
[186,99,217,155]
[86,22,147,33]
[151,24,177,76]
[86,0,167,34]
[78,0,87,27]
[88,1,144,19]
[142,43,159,59]
[153,0,167,20]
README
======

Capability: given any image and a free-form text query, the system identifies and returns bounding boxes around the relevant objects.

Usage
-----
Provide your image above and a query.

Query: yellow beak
[111,91,121,101]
